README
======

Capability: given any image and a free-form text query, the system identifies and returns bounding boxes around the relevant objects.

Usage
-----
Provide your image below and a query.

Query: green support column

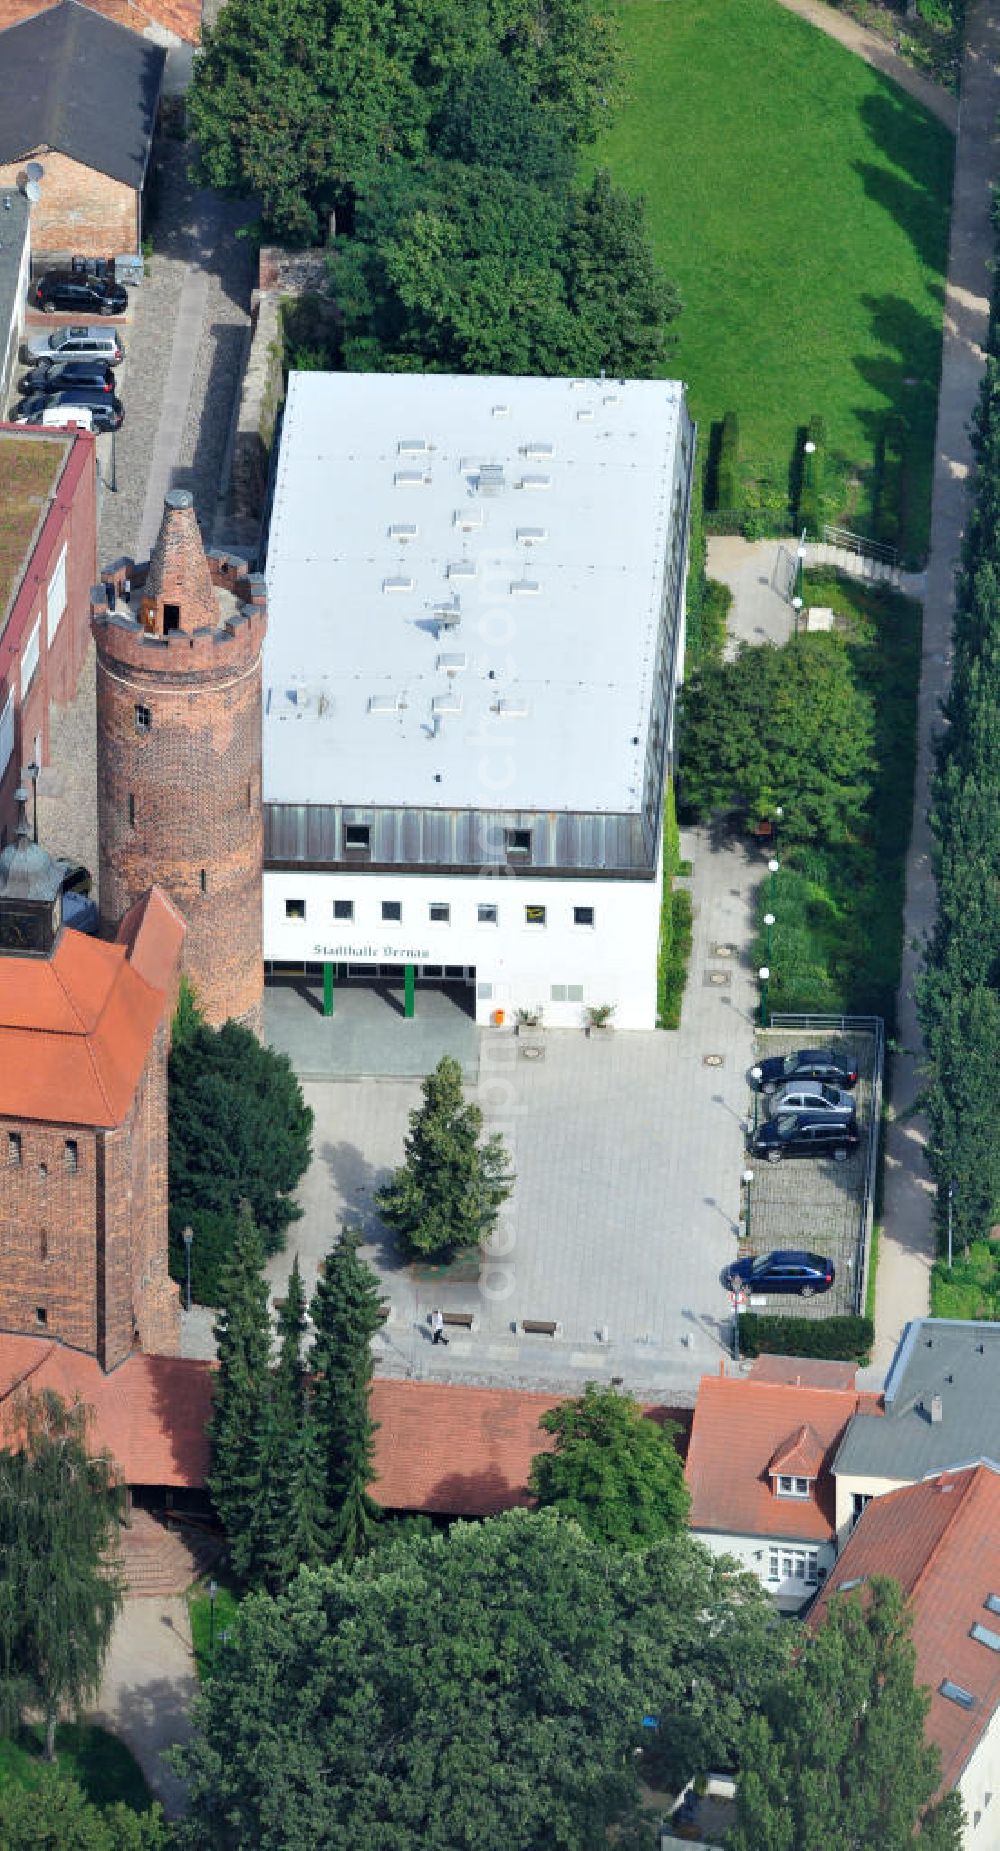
[323,961,334,1018]
[404,963,416,1019]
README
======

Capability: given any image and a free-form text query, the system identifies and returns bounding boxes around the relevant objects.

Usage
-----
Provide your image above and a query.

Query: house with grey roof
[0,1,164,260]
[832,1318,1000,1544]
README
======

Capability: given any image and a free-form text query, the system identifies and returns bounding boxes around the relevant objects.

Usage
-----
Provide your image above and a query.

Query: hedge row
[738,1313,874,1363]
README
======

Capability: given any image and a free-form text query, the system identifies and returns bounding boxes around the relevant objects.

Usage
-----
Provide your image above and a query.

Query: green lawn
[0,1722,151,1811]
[188,1574,240,1679]
[594,0,954,558]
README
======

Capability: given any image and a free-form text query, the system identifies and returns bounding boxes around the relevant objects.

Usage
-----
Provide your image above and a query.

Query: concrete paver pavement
[91,1597,197,1819]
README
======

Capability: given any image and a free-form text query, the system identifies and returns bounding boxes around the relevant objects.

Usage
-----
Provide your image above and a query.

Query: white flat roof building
[263,371,695,1030]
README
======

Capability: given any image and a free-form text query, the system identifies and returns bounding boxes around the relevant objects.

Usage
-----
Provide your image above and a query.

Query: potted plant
[515,1005,544,1034]
[585,1003,616,1037]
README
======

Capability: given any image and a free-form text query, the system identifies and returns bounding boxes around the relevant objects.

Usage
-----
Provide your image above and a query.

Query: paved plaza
[264,979,479,1082]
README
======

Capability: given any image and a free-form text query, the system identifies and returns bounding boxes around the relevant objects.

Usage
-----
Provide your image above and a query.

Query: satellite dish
[25,161,43,182]
[24,182,40,204]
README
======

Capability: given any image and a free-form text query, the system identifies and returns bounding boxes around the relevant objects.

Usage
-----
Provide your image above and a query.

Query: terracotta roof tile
[812,1466,1000,1793]
[686,1375,883,1543]
[750,1356,858,1391]
[115,886,186,992]
[768,1423,826,1479]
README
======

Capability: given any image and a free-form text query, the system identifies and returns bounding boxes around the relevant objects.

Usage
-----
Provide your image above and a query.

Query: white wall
[959,1704,1000,1847]
[263,862,662,1030]
[692,1526,837,1614]
[833,1470,909,1546]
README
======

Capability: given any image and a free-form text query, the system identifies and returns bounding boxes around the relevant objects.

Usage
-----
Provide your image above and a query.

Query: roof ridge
[49,940,96,1032]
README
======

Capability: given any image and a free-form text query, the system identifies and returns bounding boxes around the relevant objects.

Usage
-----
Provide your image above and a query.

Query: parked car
[32,272,127,317]
[723,1248,836,1298]
[751,1048,859,1094]
[771,1081,856,1117]
[25,325,124,364]
[22,359,116,394]
[751,1110,860,1164]
[15,390,123,433]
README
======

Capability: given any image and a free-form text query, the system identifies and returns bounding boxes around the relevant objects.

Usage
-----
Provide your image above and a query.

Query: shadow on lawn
[854,90,953,274]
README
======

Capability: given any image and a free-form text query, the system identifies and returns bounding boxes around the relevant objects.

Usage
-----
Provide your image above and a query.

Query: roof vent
[603,391,620,405]
[394,468,427,488]
[383,575,414,594]
[447,559,477,581]
[520,472,551,491]
[368,694,402,715]
[495,696,529,718]
[478,462,505,496]
[432,692,463,717]
[398,438,429,455]
[437,652,467,675]
[287,684,310,710]
[432,597,462,632]
[454,506,484,532]
[492,404,510,418]
[516,526,547,545]
[522,441,554,460]
[389,522,418,541]
[576,408,595,422]
[510,577,541,597]
[940,1680,977,1710]
[930,1394,943,1424]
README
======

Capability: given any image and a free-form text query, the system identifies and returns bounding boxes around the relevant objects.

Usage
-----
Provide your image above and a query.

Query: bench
[442,1309,476,1330]
[521,1318,560,1337]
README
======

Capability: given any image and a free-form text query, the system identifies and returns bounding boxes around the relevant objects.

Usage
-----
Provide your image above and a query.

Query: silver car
[25,324,124,365]
[771,1081,856,1117]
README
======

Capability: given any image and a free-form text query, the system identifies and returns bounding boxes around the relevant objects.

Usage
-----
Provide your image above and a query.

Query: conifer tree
[309,1228,383,1565]
[262,1256,327,1588]
[375,1054,514,1258]
[207,1203,273,1586]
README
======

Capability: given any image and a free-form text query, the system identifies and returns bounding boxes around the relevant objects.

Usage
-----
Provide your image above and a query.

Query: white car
[25,324,124,365]
[771,1081,855,1117]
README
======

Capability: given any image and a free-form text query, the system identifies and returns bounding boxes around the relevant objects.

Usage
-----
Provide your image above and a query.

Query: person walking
[430,1308,448,1346]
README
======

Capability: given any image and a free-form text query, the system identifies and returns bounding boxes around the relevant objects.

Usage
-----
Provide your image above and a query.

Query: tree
[309,1228,383,1564]
[431,52,572,188]
[0,1768,170,1851]
[375,1054,513,1258]
[0,1393,123,1760]
[529,1384,690,1549]
[261,1255,328,1588]
[168,1019,313,1290]
[206,1205,273,1587]
[729,1579,964,1851]
[174,1511,782,1850]
[563,169,681,378]
[679,635,875,846]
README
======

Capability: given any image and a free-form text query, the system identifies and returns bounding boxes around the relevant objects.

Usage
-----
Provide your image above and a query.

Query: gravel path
[99,138,255,569]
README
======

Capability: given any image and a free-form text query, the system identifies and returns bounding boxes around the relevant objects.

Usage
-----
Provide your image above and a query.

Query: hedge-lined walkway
[874,0,999,1376]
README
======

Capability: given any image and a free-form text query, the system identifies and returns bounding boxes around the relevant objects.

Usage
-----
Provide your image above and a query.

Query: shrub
[797,415,826,536]
[658,889,693,1029]
[738,1313,873,1362]
[716,410,740,510]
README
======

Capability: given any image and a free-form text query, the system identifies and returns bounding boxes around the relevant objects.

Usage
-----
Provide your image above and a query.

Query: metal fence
[820,524,898,568]
[769,1013,885,1316]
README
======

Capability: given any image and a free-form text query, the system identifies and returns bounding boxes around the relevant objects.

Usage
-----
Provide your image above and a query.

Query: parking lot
[740,1024,882,1319]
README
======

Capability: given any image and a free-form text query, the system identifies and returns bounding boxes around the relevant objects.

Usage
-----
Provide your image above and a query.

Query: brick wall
[0,151,137,258]
[0,1118,100,1352]
[0,0,201,44]
[94,566,266,1031]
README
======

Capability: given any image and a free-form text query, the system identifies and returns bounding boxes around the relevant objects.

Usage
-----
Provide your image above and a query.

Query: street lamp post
[741,1167,755,1244]
[768,857,779,909]
[182,1225,193,1313]
[758,966,770,1028]
[208,1578,218,1658]
[764,911,775,964]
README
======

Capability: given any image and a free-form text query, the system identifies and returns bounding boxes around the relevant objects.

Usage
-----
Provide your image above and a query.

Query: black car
[32,271,127,317]
[751,1109,860,1164]
[15,389,123,433]
[22,359,117,394]
[751,1047,859,1094]
[723,1249,835,1298]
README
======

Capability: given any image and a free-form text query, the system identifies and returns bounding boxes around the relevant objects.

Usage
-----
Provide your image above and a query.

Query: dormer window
[776,1474,811,1498]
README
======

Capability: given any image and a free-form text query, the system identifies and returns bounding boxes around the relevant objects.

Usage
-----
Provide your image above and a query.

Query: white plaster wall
[263,863,662,1029]
[692,1526,837,1613]
[959,1704,1000,1847]
[833,1470,909,1544]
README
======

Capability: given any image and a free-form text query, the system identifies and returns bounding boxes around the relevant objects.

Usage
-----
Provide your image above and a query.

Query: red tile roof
[0,888,182,1127]
[686,1374,882,1543]
[750,1355,858,1391]
[768,1423,826,1479]
[811,1466,1000,1793]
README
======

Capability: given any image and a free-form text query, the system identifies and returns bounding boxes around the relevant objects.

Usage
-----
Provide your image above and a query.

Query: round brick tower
[92,490,266,1032]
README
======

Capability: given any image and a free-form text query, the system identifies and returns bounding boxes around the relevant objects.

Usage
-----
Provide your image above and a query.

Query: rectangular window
[344,824,371,854]
[477,981,493,1000]
[285,899,305,920]
[551,984,567,1002]
[478,903,498,925]
[134,703,152,734]
[851,1493,872,1527]
[573,906,595,927]
[199,869,207,894]
[777,1475,810,1499]
[46,544,67,644]
[505,828,532,861]
[35,1306,47,1327]
[64,1139,78,1173]
[382,901,402,923]
[429,903,450,924]
[0,689,13,781]
[525,905,546,927]
[21,616,41,695]
[333,900,354,921]
[127,793,135,828]
[767,1550,779,1582]
[8,1132,22,1167]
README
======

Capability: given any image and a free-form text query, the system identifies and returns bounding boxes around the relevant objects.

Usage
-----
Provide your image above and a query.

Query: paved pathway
[874,0,999,1375]
[774,0,958,129]
[91,1596,197,1819]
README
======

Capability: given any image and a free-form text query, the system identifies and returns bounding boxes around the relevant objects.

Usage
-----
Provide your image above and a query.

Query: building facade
[263,371,696,1030]
[92,488,267,1030]
[0,425,97,849]
[0,189,30,407]
[0,804,183,1368]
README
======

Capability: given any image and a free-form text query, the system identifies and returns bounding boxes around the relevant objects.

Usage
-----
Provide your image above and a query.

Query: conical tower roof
[141,489,219,635]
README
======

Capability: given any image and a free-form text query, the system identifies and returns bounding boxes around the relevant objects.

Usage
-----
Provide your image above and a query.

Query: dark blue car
[723,1249,835,1299]
[751,1048,859,1094]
